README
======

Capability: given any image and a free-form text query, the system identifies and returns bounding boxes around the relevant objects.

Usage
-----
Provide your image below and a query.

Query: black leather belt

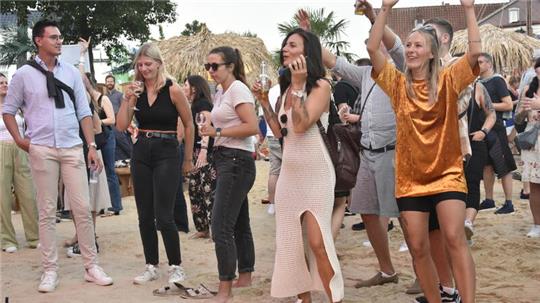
[138,131,177,140]
[361,144,395,153]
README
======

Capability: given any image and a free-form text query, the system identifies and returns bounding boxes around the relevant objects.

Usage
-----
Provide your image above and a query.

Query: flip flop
[153,283,189,297]
[178,283,216,299]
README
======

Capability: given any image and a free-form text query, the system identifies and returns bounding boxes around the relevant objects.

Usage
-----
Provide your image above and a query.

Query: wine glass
[133,80,144,97]
[196,113,207,129]
[338,105,351,124]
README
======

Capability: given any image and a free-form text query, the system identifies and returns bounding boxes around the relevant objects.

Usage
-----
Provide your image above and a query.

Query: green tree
[277,8,356,62]
[181,20,208,36]
[0,26,34,68]
[0,1,38,67]
[1,1,177,75]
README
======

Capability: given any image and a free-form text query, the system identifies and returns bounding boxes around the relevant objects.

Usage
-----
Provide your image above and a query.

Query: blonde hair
[133,43,173,92]
[404,26,441,104]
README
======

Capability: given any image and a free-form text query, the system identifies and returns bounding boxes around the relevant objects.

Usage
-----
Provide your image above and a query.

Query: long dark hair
[525,58,540,98]
[278,28,326,96]
[186,75,212,103]
[209,46,247,85]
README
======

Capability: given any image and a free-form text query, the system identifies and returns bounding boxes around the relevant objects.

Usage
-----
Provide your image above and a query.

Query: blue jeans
[114,128,132,161]
[102,129,122,212]
[212,147,256,281]
[175,143,189,232]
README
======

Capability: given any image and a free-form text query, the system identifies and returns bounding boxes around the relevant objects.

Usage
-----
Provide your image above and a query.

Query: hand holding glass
[133,81,144,97]
[196,113,207,129]
[339,106,351,124]
[89,164,99,184]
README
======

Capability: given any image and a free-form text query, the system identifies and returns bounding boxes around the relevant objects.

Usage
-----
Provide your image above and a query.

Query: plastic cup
[89,167,98,184]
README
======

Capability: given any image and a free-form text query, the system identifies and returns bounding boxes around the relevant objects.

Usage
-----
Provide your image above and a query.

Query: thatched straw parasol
[450,24,540,74]
[157,28,277,87]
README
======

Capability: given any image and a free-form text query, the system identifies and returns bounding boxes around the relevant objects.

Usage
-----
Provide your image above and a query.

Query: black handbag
[317,83,374,192]
[516,124,539,150]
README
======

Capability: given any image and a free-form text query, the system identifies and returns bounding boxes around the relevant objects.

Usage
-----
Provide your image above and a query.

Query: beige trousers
[0,141,38,249]
[28,144,98,271]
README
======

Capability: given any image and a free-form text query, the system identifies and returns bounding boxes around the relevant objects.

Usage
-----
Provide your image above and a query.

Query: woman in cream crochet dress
[253,28,343,303]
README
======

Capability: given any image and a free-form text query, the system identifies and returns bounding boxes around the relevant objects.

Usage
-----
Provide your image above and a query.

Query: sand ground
[1,161,539,303]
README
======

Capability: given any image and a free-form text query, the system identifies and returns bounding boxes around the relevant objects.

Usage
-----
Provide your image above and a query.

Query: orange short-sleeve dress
[372,55,479,198]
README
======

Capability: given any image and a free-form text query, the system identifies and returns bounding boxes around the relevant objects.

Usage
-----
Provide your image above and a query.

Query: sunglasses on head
[204,62,229,71]
[280,114,288,137]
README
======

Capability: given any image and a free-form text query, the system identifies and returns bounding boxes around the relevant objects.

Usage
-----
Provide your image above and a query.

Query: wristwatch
[88,142,98,149]
[215,128,222,138]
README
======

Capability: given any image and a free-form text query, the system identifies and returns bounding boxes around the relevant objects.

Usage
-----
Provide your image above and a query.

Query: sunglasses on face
[280,114,288,137]
[204,62,229,71]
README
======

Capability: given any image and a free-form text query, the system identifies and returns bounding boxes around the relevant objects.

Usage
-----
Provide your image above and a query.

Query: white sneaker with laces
[526,225,540,238]
[85,265,113,286]
[133,264,159,285]
[3,246,17,253]
[464,220,474,240]
[38,271,59,293]
[267,204,275,215]
[168,265,187,284]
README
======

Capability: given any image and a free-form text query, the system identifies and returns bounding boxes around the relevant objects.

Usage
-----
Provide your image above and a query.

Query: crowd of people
[2,0,540,302]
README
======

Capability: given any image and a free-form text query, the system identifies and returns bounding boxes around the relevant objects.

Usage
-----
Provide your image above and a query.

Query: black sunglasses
[204,62,229,71]
[280,114,288,137]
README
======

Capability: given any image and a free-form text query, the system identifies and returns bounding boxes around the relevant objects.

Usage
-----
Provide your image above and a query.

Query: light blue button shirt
[2,56,91,148]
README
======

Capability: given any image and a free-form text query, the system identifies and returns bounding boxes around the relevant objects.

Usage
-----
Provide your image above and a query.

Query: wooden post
[527,0,533,37]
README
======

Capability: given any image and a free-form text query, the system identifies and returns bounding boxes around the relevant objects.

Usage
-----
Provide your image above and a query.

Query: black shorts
[397,191,467,231]
[334,190,350,198]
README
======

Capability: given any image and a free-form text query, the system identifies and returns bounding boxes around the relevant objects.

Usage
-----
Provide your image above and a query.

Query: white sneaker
[38,271,59,293]
[133,264,159,285]
[526,225,540,238]
[3,246,17,253]
[267,204,275,215]
[168,265,187,284]
[399,242,409,252]
[85,265,113,286]
[464,220,474,241]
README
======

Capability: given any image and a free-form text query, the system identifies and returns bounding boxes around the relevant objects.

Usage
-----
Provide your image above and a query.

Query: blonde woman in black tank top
[117,43,194,285]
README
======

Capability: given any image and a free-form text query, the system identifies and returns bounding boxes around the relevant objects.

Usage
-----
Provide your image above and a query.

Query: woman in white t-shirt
[199,46,259,303]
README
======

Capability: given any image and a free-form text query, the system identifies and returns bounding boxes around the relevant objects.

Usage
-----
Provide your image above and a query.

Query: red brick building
[376,2,505,42]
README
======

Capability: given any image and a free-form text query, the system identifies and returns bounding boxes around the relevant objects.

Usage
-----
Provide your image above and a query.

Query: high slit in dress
[270,103,344,302]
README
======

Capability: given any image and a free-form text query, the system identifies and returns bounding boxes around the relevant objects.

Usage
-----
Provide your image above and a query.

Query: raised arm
[462,0,481,67]
[367,0,398,77]
[295,9,338,69]
[253,82,282,138]
[77,37,97,94]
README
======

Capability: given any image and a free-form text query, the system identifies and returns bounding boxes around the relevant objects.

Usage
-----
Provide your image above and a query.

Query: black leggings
[465,140,489,211]
[131,137,181,265]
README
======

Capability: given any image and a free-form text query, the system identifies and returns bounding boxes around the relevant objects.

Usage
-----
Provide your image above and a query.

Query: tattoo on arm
[291,97,309,126]
[483,95,495,112]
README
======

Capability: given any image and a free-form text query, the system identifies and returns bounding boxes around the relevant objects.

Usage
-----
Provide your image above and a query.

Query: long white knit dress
[270,105,344,302]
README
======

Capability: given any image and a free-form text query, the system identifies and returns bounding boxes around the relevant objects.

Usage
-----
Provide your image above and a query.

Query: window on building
[509,8,520,23]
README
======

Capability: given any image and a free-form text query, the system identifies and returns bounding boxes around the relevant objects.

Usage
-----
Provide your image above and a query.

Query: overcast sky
[152,0,507,58]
